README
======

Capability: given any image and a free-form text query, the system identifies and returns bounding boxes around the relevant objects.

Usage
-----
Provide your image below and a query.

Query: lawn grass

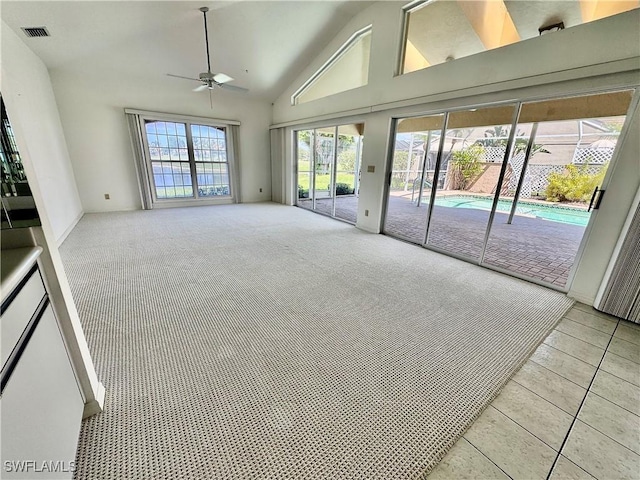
[298,172,356,191]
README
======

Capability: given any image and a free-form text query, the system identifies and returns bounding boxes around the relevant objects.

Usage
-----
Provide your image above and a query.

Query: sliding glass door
[383,89,636,290]
[384,114,443,243]
[296,130,314,212]
[482,91,634,288]
[295,124,363,224]
[426,105,517,260]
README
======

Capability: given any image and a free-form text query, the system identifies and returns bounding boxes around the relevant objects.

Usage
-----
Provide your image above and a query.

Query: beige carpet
[60,203,573,479]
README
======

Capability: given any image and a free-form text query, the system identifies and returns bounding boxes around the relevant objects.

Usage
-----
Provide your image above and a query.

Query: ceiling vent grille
[21,27,50,38]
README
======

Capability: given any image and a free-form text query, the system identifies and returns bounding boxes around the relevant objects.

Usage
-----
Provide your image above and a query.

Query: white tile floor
[428,303,640,480]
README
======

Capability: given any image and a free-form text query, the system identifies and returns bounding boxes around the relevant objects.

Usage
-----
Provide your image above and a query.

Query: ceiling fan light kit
[167,6,248,99]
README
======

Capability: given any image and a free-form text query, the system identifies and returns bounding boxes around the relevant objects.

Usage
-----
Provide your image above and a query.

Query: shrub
[450,144,484,190]
[545,164,608,203]
[298,185,309,198]
[334,183,355,195]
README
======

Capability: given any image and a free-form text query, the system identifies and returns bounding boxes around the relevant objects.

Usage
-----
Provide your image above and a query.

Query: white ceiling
[1,1,374,101]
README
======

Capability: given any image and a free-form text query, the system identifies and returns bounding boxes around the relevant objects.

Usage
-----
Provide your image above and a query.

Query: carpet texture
[60,203,573,479]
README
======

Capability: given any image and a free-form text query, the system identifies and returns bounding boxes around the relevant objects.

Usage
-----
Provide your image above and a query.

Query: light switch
[367,165,375,173]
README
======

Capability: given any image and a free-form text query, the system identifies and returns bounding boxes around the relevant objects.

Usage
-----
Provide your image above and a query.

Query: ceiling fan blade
[167,73,201,82]
[213,73,234,84]
[218,83,249,93]
[193,84,209,92]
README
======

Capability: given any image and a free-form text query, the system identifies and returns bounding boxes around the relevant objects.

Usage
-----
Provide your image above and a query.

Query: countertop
[1,246,43,305]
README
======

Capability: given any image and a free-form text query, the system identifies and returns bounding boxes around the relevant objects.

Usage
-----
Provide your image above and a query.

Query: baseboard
[56,211,84,247]
[356,224,379,234]
[82,382,106,419]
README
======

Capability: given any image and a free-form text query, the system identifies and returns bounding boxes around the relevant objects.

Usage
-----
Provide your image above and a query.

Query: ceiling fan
[168,7,248,98]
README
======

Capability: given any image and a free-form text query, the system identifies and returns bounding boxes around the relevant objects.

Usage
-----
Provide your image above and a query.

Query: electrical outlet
[104,194,110,200]
[259,188,262,193]
[365,209,369,216]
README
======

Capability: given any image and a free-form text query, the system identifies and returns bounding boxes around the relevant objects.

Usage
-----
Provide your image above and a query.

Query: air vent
[21,27,50,38]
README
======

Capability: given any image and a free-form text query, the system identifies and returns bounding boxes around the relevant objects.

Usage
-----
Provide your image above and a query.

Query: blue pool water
[434,195,590,227]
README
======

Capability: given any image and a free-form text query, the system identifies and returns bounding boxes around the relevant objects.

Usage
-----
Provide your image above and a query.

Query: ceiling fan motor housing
[199,72,215,82]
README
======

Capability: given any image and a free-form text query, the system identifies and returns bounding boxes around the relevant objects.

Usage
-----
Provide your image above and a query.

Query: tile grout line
[569,305,617,324]
[541,341,603,368]
[545,319,621,480]
[596,363,640,388]
[489,402,565,453]
[570,304,619,319]
[589,390,640,418]
[461,434,514,480]
[511,377,580,417]
[555,325,611,349]
[604,349,640,368]
[561,314,617,332]
[563,317,618,336]
[528,358,591,390]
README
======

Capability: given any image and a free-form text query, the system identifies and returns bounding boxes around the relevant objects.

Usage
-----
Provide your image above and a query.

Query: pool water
[433,195,590,227]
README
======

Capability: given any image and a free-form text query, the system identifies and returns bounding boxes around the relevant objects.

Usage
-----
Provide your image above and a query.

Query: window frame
[396,0,433,77]
[291,25,373,106]
[127,109,240,208]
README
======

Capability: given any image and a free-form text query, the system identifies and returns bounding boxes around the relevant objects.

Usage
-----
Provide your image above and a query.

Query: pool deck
[298,194,586,288]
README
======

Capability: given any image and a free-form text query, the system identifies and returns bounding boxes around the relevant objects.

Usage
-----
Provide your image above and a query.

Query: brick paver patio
[298,194,586,289]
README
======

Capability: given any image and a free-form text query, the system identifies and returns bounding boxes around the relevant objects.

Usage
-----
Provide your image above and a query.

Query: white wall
[271,3,640,305]
[1,21,83,243]
[1,21,104,418]
[273,4,640,124]
[50,68,272,213]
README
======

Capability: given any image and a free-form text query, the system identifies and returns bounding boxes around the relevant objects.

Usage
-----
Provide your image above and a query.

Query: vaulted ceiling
[1,1,373,101]
[4,1,638,102]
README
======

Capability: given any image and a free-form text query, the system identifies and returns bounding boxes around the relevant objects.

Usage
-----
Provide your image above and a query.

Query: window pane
[294,28,371,105]
[144,120,193,200]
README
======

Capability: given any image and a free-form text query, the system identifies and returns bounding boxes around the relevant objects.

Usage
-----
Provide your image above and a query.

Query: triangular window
[292,26,372,105]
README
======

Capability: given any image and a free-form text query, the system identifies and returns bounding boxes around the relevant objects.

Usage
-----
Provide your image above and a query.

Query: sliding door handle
[588,187,605,212]
[594,188,606,210]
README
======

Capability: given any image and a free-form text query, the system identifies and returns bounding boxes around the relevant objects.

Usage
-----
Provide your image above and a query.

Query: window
[145,121,231,200]
[292,26,372,105]
[400,0,639,75]
[126,110,239,208]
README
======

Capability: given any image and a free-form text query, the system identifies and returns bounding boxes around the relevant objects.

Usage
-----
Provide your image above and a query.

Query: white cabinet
[1,269,46,367]
[1,257,84,479]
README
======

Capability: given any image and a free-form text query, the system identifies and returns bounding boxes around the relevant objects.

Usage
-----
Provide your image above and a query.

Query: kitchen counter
[1,246,43,304]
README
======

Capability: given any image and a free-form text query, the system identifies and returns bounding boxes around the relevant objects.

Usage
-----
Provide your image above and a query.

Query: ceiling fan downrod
[200,6,212,74]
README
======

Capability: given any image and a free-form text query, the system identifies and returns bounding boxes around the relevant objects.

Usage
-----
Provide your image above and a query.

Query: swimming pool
[433,195,591,227]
